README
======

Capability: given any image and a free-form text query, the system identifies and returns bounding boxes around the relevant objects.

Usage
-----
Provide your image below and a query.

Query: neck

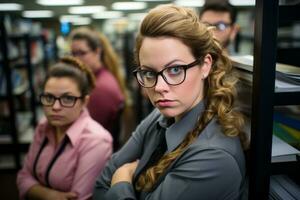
[55,127,66,144]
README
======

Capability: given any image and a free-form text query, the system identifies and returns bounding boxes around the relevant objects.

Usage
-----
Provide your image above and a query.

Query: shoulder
[185,118,246,176]
[135,108,161,132]
[95,68,119,87]
[77,116,113,147]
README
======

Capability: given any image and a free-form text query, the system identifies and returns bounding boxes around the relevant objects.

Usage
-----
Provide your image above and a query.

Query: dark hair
[199,2,237,24]
[43,56,96,96]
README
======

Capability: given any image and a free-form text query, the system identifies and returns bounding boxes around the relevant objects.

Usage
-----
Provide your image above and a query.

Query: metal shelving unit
[248,0,300,199]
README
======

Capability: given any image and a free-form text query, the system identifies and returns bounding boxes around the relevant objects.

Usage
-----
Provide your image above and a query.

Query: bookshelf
[248,0,300,199]
[0,16,53,170]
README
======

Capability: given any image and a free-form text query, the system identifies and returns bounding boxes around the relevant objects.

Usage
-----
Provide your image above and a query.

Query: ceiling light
[37,0,84,6]
[69,6,106,14]
[112,2,147,10]
[0,3,23,11]
[93,11,123,19]
[22,10,54,18]
[60,15,91,25]
[175,0,204,7]
[72,17,92,25]
[230,0,255,6]
[134,0,170,1]
[128,13,147,21]
[60,15,82,23]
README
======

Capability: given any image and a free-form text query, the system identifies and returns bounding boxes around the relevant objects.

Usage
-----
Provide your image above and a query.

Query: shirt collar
[157,100,206,152]
[65,108,90,146]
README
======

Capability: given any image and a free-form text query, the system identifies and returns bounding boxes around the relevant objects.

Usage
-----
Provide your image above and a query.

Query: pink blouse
[17,109,113,200]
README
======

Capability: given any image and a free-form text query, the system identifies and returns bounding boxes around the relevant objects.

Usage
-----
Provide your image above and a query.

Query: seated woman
[17,57,113,200]
[93,4,249,200]
[70,28,130,149]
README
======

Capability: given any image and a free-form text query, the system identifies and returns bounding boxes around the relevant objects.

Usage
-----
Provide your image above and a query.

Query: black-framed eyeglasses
[40,93,84,108]
[133,59,202,88]
[204,21,232,31]
[71,50,91,57]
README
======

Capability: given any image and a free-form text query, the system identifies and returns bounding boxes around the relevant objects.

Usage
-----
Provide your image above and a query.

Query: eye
[43,94,55,102]
[140,70,156,78]
[61,95,76,103]
[165,66,184,75]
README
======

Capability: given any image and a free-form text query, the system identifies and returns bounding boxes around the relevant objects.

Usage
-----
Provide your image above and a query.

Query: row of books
[231,55,300,163]
[230,55,300,92]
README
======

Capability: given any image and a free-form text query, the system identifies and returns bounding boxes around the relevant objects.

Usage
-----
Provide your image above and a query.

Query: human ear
[82,95,90,107]
[201,54,212,79]
[229,24,240,42]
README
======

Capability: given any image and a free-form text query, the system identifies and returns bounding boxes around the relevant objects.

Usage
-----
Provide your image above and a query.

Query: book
[271,135,300,163]
[230,55,300,92]
[270,175,300,200]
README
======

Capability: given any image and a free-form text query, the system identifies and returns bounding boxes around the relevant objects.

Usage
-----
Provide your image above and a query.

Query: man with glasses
[199,1,239,53]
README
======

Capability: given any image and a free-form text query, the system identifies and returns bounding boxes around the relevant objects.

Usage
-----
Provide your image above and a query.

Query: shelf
[271,160,300,175]
[279,5,300,22]
[274,91,300,105]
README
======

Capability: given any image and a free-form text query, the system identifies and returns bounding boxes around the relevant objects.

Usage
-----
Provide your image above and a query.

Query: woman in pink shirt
[17,57,113,200]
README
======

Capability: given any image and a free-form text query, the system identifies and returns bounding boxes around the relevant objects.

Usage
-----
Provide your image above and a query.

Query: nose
[52,99,62,110]
[154,74,169,92]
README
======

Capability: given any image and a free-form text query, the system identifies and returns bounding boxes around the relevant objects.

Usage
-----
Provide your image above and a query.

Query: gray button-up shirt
[93,101,246,200]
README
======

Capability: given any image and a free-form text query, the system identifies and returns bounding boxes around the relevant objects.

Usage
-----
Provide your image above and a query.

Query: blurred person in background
[70,27,131,150]
[17,57,112,200]
[199,0,239,54]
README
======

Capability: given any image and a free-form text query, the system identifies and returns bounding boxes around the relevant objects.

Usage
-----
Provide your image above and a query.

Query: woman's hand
[111,160,139,186]
[46,190,77,200]
[27,184,77,200]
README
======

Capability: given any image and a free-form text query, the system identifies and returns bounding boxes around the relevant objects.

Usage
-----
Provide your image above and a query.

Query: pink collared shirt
[17,109,113,200]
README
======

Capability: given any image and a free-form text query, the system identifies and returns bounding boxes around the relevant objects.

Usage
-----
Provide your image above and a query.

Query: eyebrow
[43,92,77,96]
[140,59,186,70]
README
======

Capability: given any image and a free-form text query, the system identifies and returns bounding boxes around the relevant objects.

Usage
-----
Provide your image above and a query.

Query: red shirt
[87,67,124,133]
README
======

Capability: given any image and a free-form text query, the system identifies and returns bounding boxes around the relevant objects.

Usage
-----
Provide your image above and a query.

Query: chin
[158,108,180,118]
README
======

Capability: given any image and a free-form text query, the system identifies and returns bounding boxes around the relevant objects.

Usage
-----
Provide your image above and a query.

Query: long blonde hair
[135,4,248,191]
[70,27,131,108]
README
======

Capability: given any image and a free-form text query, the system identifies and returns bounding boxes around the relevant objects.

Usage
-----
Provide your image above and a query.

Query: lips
[155,99,175,107]
[49,115,64,120]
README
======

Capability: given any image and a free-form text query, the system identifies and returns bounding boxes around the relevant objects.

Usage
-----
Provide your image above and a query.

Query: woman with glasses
[70,27,130,149]
[93,4,248,200]
[17,57,112,200]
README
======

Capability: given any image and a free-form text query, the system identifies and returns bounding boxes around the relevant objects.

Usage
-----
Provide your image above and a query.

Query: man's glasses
[133,59,202,88]
[40,93,83,108]
[71,50,91,57]
[204,22,232,31]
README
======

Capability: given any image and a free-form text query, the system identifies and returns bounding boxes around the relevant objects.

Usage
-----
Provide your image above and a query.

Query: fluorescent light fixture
[72,17,92,25]
[60,15,82,23]
[175,0,204,7]
[128,12,147,21]
[230,0,255,6]
[112,2,147,10]
[60,15,91,25]
[37,0,84,6]
[93,11,123,19]
[69,6,106,14]
[0,3,23,11]
[22,10,54,18]
[134,0,170,1]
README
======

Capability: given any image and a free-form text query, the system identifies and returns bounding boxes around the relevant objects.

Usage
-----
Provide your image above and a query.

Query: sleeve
[16,124,44,200]
[92,111,158,200]
[70,130,113,200]
[143,148,243,200]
